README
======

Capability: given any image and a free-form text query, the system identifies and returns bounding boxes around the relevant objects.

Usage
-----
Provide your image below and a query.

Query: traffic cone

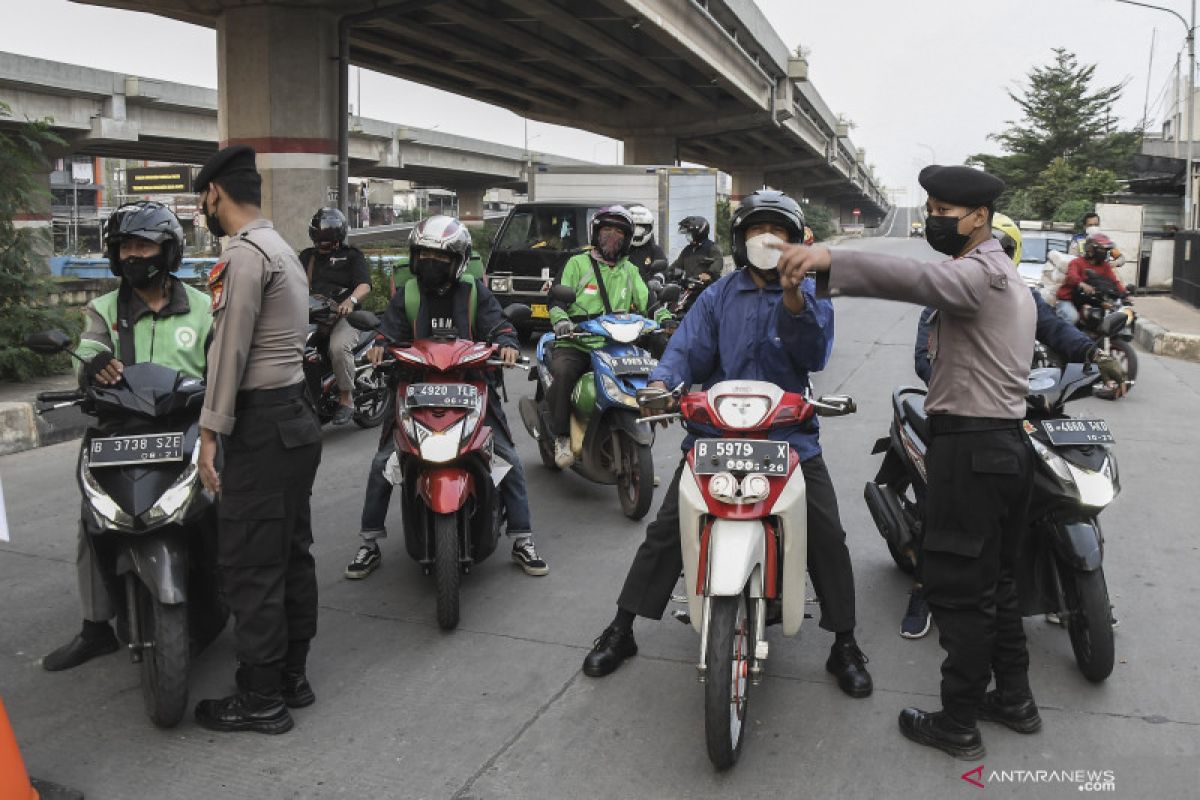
[0,697,38,800]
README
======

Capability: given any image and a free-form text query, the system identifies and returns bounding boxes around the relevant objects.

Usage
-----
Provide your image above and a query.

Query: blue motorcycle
[518,285,662,519]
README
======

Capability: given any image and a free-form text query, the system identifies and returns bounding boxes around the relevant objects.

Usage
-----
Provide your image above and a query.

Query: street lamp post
[1117,0,1195,228]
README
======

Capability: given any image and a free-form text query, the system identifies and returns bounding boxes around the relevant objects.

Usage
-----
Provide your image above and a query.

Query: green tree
[801,202,835,242]
[714,197,731,255]
[0,103,80,381]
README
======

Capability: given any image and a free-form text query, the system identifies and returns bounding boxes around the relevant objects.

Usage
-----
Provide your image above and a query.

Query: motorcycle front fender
[605,408,654,447]
[416,466,473,515]
[1052,519,1104,572]
[706,519,766,599]
[114,535,187,605]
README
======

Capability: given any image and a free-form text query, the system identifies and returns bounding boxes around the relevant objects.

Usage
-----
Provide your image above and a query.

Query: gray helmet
[103,201,184,278]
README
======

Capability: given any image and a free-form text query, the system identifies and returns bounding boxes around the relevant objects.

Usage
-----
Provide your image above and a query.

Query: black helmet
[730,190,805,270]
[678,215,710,243]
[104,201,184,278]
[309,207,348,246]
[590,205,635,262]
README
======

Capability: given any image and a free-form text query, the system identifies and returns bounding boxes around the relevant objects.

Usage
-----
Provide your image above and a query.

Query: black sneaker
[900,589,932,639]
[332,404,354,426]
[511,538,548,576]
[344,544,381,579]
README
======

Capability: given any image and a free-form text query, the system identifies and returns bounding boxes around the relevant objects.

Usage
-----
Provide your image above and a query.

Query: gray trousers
[329,317,358,394]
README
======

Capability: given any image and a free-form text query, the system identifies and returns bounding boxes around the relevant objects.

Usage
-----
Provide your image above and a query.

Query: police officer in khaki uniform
[774,166,1038,761]
[192,145,322,735]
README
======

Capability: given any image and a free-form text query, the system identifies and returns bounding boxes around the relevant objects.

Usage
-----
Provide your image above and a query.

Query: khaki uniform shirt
[200,218,308,434]
[823,238,1035,419]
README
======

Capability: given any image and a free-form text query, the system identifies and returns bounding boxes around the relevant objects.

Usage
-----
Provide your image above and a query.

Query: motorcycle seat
[901,394,930,443]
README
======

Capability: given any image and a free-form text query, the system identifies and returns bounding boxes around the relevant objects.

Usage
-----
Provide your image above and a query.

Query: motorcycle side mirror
[347,309,380,331]
[1100,312,1127,336]
[548,284,577,306]
[649,258,669,273]
[812,394,857,417]
[503,303,533,326]
[23,329,72,355]
[658,284,682,304]
[646,279,663,295]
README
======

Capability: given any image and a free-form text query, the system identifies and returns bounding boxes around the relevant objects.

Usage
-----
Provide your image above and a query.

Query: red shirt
[1058,257,1125,301]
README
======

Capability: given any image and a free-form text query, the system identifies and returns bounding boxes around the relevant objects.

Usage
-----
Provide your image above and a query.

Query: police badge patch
[208,260,228,311]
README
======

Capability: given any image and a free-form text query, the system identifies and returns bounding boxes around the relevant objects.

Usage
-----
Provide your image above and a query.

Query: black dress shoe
[898,708,985,760]
[825,641,873,698]
[977,689,1042,734]
[194,691,294,734]
[42,626,120,672]
[582,625,637,678]
[282,671,316,709]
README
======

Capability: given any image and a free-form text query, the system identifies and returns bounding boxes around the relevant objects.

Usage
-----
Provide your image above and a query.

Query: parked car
[1018,231,1072,288]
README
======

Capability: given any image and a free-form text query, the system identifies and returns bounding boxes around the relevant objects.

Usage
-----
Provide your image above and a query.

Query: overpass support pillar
[216,5,339,248]
[623,136,677,166]
[731,170,765,205]
[456,187,486,227]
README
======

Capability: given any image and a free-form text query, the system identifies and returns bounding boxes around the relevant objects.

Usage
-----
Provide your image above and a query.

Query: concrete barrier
[1134,318,1200,363]
[0,401,87,457]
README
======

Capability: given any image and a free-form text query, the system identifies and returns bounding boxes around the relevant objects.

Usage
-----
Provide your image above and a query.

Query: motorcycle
[1073,273,1137,398]
[305,294,392,426]
[382,306,531,630]
[24,330,227,727]
[518,284,662,520]
[639,381,856,770]
[863,363,1119,682]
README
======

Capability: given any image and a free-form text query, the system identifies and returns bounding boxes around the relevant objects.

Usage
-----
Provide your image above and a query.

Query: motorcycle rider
[346,215,548,578]
[42,201,217,671]
[582,190,873,700]
[1068,212,1101,256]
[298,207,373,425]
[1056,232,1128,325]
[626,204,667,283]
[903,214,1125,639]
[546,205,674,469]
[669,215,721,283]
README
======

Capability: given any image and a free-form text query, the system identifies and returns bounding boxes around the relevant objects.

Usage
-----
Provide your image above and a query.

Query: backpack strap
[116,279,137,365]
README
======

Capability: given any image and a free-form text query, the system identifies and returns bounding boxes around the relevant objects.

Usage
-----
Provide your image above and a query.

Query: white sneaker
[553,436,574,468]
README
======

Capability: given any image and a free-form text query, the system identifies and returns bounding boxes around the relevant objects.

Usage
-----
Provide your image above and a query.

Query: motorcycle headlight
[459,394,486,443]
[1030,437,1075,486]
[600,373,639,408]
[142,439,203,526]
[739,473,771,504]
[707,472,739,504]
[714,395,771,429]
[401,413,432,446]
[80,459,135,530]
[419,420,465,463]
[600,320,643,343]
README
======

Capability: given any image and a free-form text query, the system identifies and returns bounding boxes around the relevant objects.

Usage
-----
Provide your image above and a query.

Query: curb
[1133,318,1200,363]
[0,401,87,457]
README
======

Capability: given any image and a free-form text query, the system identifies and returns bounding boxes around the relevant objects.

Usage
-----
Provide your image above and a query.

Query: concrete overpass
[70,0,889,238]
[0,50,588,243]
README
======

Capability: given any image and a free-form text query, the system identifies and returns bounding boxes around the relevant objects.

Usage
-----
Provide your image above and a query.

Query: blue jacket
[650,268,834,460]
[914,286,1093,384]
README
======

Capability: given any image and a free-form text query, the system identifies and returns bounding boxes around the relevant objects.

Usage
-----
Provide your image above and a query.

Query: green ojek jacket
[548,251,672,351]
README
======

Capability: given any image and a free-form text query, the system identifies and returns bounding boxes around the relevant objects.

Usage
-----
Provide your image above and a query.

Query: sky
[0,0,1182,204]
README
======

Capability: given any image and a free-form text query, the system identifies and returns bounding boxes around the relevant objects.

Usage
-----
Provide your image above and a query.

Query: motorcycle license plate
[89,433,185,467]
[693,439,790,475]
[1040,419,1114,446]
[405,383,478,409]
[531,304,549,319]
[611,355,657,375]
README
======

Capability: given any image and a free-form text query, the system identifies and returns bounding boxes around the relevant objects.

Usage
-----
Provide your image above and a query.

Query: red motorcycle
[384,319,529,630]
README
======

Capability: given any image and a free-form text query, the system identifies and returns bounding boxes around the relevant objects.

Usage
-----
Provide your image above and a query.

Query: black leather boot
[282,640,315,709]
[194,663,293,734]
[582,625,638,678]
[42,621,119,672]
[898,708,985,760]
[977,689,1042,734]
[826,639,873,698]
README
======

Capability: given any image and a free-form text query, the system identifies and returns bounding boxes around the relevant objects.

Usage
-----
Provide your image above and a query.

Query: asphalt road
[2,231,1198,799]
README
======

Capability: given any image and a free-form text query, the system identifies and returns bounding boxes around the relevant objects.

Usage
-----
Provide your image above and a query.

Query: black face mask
[203,192,226,239]
[415,257,454,295]
[120,255,166,290]
[925,210,977,257]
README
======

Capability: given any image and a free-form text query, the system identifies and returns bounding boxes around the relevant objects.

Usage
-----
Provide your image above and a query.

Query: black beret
[194,144,259,192]
[919,164,1005,207]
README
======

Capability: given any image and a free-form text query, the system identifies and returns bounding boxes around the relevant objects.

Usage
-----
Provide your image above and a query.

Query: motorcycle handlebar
[37,389,85,402]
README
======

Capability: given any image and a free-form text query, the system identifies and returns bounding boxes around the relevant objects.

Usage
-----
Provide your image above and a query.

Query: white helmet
[409,215,472,293]
[628,204,654,247]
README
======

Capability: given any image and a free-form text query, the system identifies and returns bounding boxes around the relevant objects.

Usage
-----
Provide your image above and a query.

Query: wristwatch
[350,296,360,306]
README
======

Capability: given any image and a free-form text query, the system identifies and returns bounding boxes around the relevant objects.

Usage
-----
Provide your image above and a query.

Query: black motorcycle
[1073,273,1137,398]
[305,294,391,426]
[863,364,1119,682]
[25,330,228,726]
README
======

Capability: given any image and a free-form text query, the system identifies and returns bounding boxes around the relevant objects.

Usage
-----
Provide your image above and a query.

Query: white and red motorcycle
[639,380,855,770]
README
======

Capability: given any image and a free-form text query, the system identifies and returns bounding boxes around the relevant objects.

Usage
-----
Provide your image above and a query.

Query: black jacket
[300,244,371,300]
[627,241,667,282]
[670,239,722,281]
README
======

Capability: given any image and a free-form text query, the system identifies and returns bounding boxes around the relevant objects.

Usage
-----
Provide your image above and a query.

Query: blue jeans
[359,416,533,541]
[1055,300,1080,325]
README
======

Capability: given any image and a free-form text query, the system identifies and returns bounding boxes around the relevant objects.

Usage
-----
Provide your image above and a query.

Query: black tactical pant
[922,420,1034,726]
[219,383,322,689]
[617,454,856,633]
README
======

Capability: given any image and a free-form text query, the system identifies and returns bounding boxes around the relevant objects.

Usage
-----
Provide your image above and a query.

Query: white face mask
[745,232,785,271]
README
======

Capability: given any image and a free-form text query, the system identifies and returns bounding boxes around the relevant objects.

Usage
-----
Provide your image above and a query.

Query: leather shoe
[898,707,985,760]
[582,625,637,678]
[282,671,316,709]
[194,691,294,734]
[42,625,119,672]
[825,640,873,698]
[977,689,1042,734]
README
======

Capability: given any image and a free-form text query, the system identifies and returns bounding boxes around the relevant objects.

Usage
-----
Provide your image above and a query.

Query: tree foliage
[0,103,80,381]
[968,49,1140,220]
[801,201,835,242]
